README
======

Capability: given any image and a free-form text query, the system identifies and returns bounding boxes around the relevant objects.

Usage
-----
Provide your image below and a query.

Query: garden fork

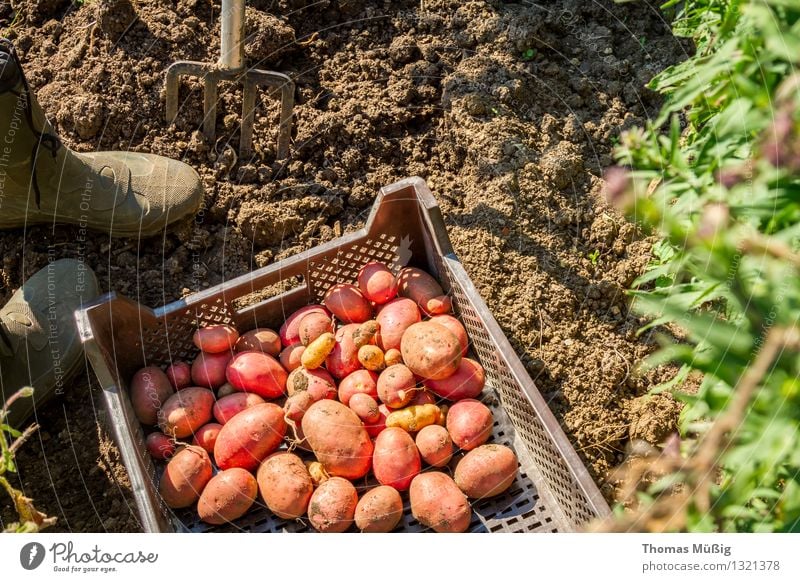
[165,0,294,159]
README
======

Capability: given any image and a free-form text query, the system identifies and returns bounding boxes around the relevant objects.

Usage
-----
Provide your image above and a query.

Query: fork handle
[219,0,245,71]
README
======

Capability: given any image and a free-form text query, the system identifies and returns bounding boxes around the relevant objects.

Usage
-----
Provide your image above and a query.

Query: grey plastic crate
[76,177,611,533]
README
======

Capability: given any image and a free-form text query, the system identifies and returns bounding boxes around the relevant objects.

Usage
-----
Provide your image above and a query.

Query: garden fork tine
[165,0,294,159]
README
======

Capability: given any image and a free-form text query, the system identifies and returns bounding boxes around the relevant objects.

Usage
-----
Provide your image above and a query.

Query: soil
[0,0,690,531]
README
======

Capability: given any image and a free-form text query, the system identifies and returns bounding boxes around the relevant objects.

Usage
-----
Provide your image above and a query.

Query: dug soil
[0,0,689,531]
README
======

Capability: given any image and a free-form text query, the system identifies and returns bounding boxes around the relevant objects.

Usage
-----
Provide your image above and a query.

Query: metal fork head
[165,62,294,161]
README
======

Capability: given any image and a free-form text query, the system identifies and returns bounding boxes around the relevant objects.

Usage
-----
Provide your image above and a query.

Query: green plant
[1,388,55,532]
[588,249,601,265]
[600,0,800,532]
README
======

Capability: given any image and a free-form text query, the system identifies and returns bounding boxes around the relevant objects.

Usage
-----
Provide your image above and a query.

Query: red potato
[214,403,287,471]
[235,328,281,356]
[384,348,403,367]
[429,314,468,357]
[283,390,315,424]
[212,392,266,424]
[355,486,403,532]
[410,390,437,406]
[373,427,421,491]
[375,298,421,351]
[397,267,452,316]
[400,321,462,380]
[159,445,213,509]
[301,400,373,480]
[286,367,337,400]
[279,344,305,372]
[193,325,239,354]
[357,262,398,305]
[454,444,518,499]
[146,432,175,460]
[130,366,175,426]
[377,364,418,409]
[364,403,390,438]
[323,283,372,324]
[298,312,333,346]
[337,369,379,405]
[165,361,192,390]
[217,382,236,398]
[415,424,453,467]
[349,392,380,423]
[307,477,358,533]
[446,399,493,451]
[192,423,223,455]
[197,468,258,525]
[325,323,362,379]
[226,351,288,399]
[279,304,330,347]
[157,387,215,438]
[191,351,233,389]
[409,472,471,533]
[424,358,485,401]
[257,452,314,519]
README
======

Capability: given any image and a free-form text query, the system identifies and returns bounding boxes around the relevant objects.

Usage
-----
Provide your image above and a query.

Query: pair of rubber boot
[0,40,204,426]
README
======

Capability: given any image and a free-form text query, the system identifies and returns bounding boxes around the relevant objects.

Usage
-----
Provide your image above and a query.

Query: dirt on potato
[0,0,690,531]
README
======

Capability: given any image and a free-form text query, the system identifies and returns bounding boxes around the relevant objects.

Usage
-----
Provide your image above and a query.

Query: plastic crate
[76,177,611,533]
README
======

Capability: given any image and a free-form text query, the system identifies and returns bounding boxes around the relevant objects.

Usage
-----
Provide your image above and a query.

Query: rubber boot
[0,39,203,237]
[0,259,99,427]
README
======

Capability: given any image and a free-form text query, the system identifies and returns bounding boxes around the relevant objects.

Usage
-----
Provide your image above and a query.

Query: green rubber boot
[0,259,99,427]
[0,40,203,237]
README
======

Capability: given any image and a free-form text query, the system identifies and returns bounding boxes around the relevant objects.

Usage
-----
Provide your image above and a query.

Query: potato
[352,320,380,350]
[235,328,281,356]
[198,468,258,524]
[286,367,337,400]
[226,351,288,399]
[454,444,518,499]
[283,390,315,424]
[349,392,380,423]
[385,403,440,432]
[213,392,266,424]
[193,325,239,354]
[415,425,453,467]
[301,400,373,479]
[409,472,471,533]
[409,390,437,406]
[355,486,403,532]
[337,369,379,405]
[307,477,358,533]
[146,431,175,460]
[384,347,403,367]
[279,304,330,347]
[323,283,372,323]
[377,364,417,409]
[397,267,452,316]
[325,323,361,379]
[357,344,385,371]
[357,262,398,305]
[130,366,175,425]
[305,460,330,487]
[191,351,233,389]
[279,344,305,372]
[375,298,421,351]
[157,387,215,438]
[364,403,390,438]
[192,422,222,455]
[298,312,333,346]
[165,361,192,390]
[216,382,236,398]
[300,332,336,369]
[446,399,493,451]
[214,403,287,471]
[424,358,485,401]
[159,445,213,509]
[257,452,314,519]
[373,427,421,491]
[429,314,468,357]
[400,321,462,380]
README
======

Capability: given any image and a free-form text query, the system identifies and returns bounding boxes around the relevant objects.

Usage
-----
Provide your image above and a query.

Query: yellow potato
[358,345,385,371]
[301,332,336,369]
[385,403,441,433]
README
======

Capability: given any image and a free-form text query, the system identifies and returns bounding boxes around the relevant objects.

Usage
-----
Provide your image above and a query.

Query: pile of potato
[129,261,518,532]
